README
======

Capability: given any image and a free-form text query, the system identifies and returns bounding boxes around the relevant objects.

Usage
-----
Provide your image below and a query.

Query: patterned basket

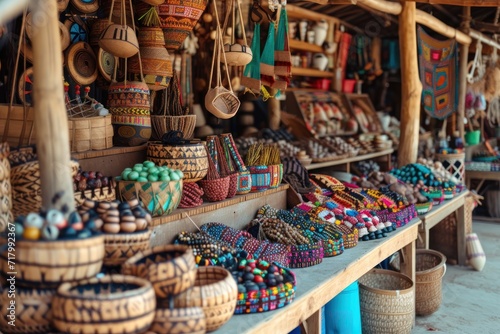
[236,169,252,195]
[74,185,116,206]
[52,275,156,334]
[248,165,271,192]
[0,143,13,233]
[151,307,206,334]
[435,152,465,183]
[116,179,183,217]
[226,172,238,198]
[104,229,152,267]
[10,160,79,217]
[147,141,208,182]
[198,176,230,202]
[68,115,113,153]
[179,182,204,208]
[0,287,55,333]
[122,245,196,299]
[173,266,238,332]
[268,163,284,189]
[289,240,324,268]
[0,235,104,288]
[359,269,414,334]
[150,115,196,141]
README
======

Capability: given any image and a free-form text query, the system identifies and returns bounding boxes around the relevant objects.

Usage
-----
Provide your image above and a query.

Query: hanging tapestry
[417,26,458,119]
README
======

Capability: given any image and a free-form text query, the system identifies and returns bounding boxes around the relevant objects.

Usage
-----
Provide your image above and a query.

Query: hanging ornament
[222,0,252,67]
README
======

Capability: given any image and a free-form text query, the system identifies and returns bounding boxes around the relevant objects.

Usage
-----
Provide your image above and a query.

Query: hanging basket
[99,24,139,58]
[147,141,208,183]
[52,275,156,334]
[205,86,240,119]
[150,115,196,140]
[172,266,238,332]
[121,245,196,299]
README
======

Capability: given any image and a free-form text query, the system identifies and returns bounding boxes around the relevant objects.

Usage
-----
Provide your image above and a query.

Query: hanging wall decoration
[417,26,458,120]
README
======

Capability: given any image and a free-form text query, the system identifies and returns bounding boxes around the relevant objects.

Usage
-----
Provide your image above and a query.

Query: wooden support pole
[268,90,281,130]
[415,10,471,45]
[397,1,422,167]
[458,7,471,142]
[30,0,75,214]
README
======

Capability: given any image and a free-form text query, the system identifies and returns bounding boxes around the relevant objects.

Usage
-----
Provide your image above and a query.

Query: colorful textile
[417,26,458,119]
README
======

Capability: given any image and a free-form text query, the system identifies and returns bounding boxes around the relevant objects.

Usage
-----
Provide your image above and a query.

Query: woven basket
[150,115,196,141]
[288,240,324,268]
[99,24,139,59]
[151,307,206,334]
[435,152,465,183]
[0,235,104,288]
[52,275,156,334]
[268,164,284,189]
[0,104,36,147]
[10,160,79,216]
[198,176,230,202]
[0,143,13,233]
[248,165,271,192]
[390,249,446,316]
[226,172,238,198]
[0,287,55,333]
[68,115,114,152]
[359,269,414,334]
[116,179,183,217]
[104,229,152,267]
[74,185,116,206]
[235,169,252,195]
[173,266,238,332]
[147,141,208,182]
[121,245,196,299]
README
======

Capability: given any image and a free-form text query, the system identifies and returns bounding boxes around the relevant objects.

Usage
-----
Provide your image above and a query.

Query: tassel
[242,23,262,95]
[260,22,276,88]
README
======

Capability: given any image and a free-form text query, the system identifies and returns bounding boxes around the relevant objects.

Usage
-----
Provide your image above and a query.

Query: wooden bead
[23,226,41,240]
[120,222,137,233]
[25,213,44,228]
[41,224,59,240]
[135,218,148,231]
[103,223,120,234]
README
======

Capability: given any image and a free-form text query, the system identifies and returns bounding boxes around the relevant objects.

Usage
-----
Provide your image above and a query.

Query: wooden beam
[31,0,75,214]
[357,0,402,15]
[408,0,500,6]
[357,2,399,25]
[458,7,471,141]
[415,9,472,45]
[470,29,500,50]
[398,0,422,167]
[324,5,350,15]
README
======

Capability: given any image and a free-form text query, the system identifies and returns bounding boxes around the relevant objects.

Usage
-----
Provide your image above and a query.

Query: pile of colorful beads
[13,209,99,241]
[77,199,151,234]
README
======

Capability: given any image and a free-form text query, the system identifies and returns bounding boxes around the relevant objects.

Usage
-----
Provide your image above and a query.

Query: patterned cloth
[417,26,458,119]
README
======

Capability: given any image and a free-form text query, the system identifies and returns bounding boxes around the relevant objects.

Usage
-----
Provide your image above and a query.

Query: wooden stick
[30,0,75,214]
[397,0,422,167]
[457,7,471,142]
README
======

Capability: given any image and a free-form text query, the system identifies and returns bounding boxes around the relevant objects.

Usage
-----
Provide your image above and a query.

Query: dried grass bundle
[245,143,281,166]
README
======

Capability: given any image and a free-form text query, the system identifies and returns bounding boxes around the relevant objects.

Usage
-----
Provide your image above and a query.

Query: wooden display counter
[305,149,393,172]
[214,218,420,334]
[465,170,500,192]
[418,190,469,266]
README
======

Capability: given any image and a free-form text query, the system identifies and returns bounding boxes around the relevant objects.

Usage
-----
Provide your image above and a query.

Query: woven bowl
[121,245,196,299]
[150,115,196,141]
[151,307,206,334]
[235,169,252,195]
[173,266,238,332]
[0,235,104,288]
[248,165,271,192]
[198,176,230,202]
[147,141,208,183]
[116,179,183,217]
[52,275,156,334]
[226,172,238,199]
[268,163,284,189]
[104,229,152,267]
[0,287,55,333]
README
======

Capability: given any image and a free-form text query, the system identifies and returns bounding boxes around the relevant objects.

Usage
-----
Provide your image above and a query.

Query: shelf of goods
[212,219,420,334]
[305,148,394,172]
[291,67,334,78]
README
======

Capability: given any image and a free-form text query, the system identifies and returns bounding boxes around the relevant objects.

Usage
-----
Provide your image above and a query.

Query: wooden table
[465,170,500,192]
[214,218,420,334]
[418,191,468,266]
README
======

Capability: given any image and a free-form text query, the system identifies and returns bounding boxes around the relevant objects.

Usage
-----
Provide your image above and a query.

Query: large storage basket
[359,269,414,334]
[435,152,465,183]
[68,115,113,152]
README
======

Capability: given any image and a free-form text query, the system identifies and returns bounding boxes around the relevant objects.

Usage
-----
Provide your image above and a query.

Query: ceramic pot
[312,53,328,71]
[313,20,328,46]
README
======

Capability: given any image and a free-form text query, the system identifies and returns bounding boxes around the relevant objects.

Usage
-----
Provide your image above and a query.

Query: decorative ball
[25,213,44,229]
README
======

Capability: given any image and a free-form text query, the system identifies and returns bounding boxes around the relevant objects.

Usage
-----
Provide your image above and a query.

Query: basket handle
[211,0,235,93]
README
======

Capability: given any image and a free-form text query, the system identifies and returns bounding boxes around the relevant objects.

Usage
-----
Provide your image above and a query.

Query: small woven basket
[435,152,465,183]
[116,179,183,217]
[0,287,55,333]
[248,165,271,192]
[226,172,238,198]
[52,275,156,334]
[0,235,104,288]
[172,266,238,332]
[121,245,196,299]
[151,115,196,141]
[235,169,252,195]
[268,163,284,189]
[359,269,414,334]
[198,175,230,202]
[68,115,114,153]
[0,143,13,233]
[74,186,116,206]
[104,229,152,267]
[151,307,206,334]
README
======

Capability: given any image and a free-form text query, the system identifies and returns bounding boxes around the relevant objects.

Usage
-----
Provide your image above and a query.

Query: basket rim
[56,274,153,300]
[415,249,447,275]
[359,268,414,295]
[11,233,104,247]
[122,244,191,267]
[116,177,184,185]
[68,114,112,120]
[147,140,203,148]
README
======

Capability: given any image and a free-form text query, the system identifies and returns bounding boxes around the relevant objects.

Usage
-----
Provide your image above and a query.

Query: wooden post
[30,0,75,214]
[397,1,422,167]
[458,7,471,142]
[268,89,281,130]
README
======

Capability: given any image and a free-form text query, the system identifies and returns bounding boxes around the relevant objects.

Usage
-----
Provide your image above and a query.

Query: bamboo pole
[415,10,471,45]
[458,7,471,142]
[30,0,75,214]
[397,0,422,167]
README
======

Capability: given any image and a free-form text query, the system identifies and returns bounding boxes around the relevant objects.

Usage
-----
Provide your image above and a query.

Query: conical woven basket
[359,269,414,334]
[150,115,196,141]
[172,266,238,332]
